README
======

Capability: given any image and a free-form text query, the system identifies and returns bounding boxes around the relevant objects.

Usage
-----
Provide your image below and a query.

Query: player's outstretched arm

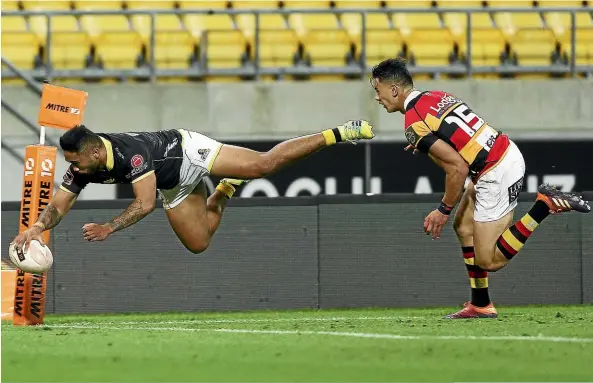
[10,188,77,252]
[82,173,157,242]
[423,139,469,239]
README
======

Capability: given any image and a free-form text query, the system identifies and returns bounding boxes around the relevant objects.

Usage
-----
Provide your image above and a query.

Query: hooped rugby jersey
[404,90,510,180]
[60,130,184,194]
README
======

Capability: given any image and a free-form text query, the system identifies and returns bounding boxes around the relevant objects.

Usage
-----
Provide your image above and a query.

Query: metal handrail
[2,7,591,82]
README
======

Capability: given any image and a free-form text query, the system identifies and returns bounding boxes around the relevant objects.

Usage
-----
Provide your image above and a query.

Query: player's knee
[453,219,472,239]
[475,257,501,272]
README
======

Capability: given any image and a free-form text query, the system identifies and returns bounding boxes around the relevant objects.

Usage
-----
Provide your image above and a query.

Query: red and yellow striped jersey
[404,90,510,180]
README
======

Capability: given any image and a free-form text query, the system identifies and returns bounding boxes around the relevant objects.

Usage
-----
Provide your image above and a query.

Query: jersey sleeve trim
[131,170,155,184]
[206,143,223,173]
[59,184,78,194]
[416,134,438,153]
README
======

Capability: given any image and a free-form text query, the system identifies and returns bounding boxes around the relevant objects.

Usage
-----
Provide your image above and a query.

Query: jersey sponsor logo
[127,162,149,179]
[198,148,211,161]
[164,138,178,157]
[131,155,144,168]
[45,103,80,114]
[115,147,125,160]
[428,94,462,118]
[508,177,524,204]
[63,168,74,185]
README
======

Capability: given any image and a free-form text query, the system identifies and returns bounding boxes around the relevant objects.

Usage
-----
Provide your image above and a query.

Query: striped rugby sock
[462,246,491,307]
[496,201,550,260]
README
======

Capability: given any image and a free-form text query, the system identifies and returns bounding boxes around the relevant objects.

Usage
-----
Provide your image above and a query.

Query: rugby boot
[338,120,375,143]
[444,301,498,319]
[216,178,250,199]
[536,183,591,214]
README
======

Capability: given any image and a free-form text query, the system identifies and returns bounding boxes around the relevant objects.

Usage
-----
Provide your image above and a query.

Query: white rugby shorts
[160,129,223,210]
[474,140,526,222]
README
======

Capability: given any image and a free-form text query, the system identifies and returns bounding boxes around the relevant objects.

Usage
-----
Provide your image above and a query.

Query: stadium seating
[1,0,591,79]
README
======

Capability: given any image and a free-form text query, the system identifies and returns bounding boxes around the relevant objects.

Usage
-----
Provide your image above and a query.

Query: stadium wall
[2,193,592,315]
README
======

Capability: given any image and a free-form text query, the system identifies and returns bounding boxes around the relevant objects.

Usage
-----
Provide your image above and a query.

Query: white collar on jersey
[403,89,422,110]
[100,136,114,171]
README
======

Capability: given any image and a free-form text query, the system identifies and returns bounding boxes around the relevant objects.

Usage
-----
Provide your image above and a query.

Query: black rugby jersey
[60,130,183,194]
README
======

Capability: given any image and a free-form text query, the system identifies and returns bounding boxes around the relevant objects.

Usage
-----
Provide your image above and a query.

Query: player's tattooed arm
[105,172,157,234]
[32,188,78,232]
[106,199,152,233]
[36,204,63,231]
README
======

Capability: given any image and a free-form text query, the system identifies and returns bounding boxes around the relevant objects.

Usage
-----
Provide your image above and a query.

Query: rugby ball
[8,240,53,274]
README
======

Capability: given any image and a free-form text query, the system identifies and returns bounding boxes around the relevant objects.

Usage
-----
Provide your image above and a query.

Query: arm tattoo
[36,204,63,231]
[107,199,151,233]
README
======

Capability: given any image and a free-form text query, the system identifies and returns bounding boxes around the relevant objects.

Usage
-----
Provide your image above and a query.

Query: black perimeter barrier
[2,192,593,314]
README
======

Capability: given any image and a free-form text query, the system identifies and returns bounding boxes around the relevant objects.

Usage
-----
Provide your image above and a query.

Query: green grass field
[2,305,593,382]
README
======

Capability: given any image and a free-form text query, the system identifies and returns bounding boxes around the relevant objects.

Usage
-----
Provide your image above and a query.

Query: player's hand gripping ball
[8,240,53,274]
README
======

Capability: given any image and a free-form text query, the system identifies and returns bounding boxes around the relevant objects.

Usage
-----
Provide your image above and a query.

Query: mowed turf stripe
[42,324,593,343]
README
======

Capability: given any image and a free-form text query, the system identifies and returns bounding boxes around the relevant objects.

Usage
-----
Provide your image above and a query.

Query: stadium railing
[1,7,590,82]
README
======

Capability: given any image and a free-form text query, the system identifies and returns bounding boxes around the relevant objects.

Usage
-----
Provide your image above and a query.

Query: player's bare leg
[166,181,229,254]
[211,121,374,198]
[446,184,498,319]
[474,184,590,273]
[168,121,375,254]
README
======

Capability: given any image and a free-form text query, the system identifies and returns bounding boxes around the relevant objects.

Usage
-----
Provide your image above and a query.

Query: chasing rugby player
[370,58,590,319]
[11,121,374,254]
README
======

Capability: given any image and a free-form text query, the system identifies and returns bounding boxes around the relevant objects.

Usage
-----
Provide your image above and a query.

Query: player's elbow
[140,198,156,215]
[250,153,276,178]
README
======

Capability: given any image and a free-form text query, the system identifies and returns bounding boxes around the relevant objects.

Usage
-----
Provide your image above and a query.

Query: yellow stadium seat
[81,15,130,36]
[545,12,592,39]
[333,1,381,7]
[23,1,71,10]
[259,29,298,67]
[233,1,279,9]
[509,29,555,65]
[288,13,339,36]
[384,1,433,8]
[363,29,404,65]
[340,13,390,35]
[487,1,533,7]
[438,0,483,7]
[1,16,27,32]
[494,11,544,34]
[132,14,182,40]
[406,29,454,65]
[75,1,123,10]
[537,0,583,7]
[206,30,246,68]
[1,32,40,69]
[29,16,80,40]
[443,12,493,37]
[179,1,229,9]
[236,14,287,38]
[51,32,91,69]
[1,1,19,11]
[302,29,351,66]
[392,12,442,35]
[283,1,330,8]
[96,31,143,69]
[183,14,235,39]
[156,31,195,69]
[125,1,175,9]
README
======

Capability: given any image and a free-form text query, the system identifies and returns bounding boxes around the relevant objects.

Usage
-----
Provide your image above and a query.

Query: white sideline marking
[60,315,427,326]
[43,324,593,344]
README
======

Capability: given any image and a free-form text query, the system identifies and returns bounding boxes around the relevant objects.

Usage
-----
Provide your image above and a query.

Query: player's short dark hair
[370,58,414,88]
[59,125,102,153]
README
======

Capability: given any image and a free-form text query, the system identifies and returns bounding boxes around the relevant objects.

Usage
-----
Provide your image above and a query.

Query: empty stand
[96,31,143,69]
[206,30,247,68]
[302,29,351,67]
[258,29,298,67]
[51,32,92,69]
[1,32,40,69]
[155,30,195,69]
